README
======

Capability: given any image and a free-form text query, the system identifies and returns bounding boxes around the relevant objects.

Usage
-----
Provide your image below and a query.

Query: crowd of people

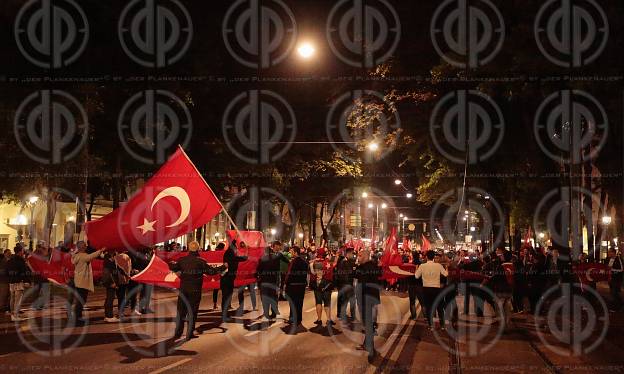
[0,236,622,361]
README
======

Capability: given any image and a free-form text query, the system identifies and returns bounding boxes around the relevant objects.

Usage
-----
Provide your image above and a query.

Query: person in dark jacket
[355,249,382,360]
[101,251,126,322]
[605,248,623,312]
[236,241,257,313]
[0,249,11,315]
[220,240,247,322]
[7,246,31,321]
[212,242,226,310]
[285,246,309,326]
[169,241,226,340]
[256,241,289,320]
[407,251,423,320]
[335,248,356,321]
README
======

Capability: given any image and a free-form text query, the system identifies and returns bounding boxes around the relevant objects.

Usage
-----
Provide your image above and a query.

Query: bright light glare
[297,42,315,59]
[394,179,402,185]
[381,203,388,209]
[406,193,413,198]
[368,142,379,151]
[361,192,368,198]
[368,203,374,209]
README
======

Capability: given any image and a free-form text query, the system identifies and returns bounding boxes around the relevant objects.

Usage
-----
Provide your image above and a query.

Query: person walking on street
[102,251,127,323]
[415,250,448,331]
[256,241,289,321]
[0,249,11,316]
[169,241,226,341]
[212,242,226,310]
[7,246,31,321]
[605,248,623,312]
[310,247,335,326]
[71,241,104,325]
[285,246,309,327]
[221,240,248,322]
[335,248,357,321]
[354,249,382,361]
[236,242,257,313]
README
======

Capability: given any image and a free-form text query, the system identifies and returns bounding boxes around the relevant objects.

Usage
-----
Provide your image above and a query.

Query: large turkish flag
[85,147,222,250]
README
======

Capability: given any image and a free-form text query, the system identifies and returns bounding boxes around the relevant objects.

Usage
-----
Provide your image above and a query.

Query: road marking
[148,358,193,374]
[305,307,316,313]
[244,321,283,337]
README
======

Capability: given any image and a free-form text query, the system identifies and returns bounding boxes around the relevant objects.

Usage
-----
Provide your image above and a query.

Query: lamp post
[27,195,39,249]
[601,216,612,253]
[367,202,387,244]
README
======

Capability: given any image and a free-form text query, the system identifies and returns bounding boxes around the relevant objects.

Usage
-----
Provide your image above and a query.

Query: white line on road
[244,321,283,337]
[148,358,193,374]
[305,307,316,313]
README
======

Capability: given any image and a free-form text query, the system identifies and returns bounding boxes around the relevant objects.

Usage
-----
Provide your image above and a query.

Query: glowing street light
[381,203,388,209]
[602,216,612,225]
[394,179,402,185]
[270,228,277,236]
[367,142,379,152]
[361,192,368,198]
[538,232,545,239]
[298,233,304,239]
[399,213,404,218]
[406,193,413,198]
[368,203,374,209]
[28,196,39,204]
[297,42,316,59]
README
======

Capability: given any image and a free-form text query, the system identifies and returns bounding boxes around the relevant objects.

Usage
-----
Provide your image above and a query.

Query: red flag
[573,262,611,283]
[227,230,266,248]
[85,147,222,250]
[421,234,431,252]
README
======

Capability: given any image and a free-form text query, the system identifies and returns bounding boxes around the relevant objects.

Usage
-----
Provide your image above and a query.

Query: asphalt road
[0,284,623,374]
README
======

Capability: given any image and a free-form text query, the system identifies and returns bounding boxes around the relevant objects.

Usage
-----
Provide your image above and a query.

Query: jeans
[105,286,127,318]
[237,283,257,310]
[74,288,89,320]
[9,283,25,316]
[140,284,153,312]
[31,282,51,310]
[259,283,279,319]
[337,284,356,319]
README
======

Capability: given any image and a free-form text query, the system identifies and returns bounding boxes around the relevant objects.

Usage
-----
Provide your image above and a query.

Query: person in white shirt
[415,250,448,330]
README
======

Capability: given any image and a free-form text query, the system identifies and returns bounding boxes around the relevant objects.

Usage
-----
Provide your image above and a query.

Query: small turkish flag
[85,147,222,250]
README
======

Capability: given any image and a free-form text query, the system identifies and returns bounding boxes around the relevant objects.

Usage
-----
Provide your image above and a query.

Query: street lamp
[297,42,316,59]
[602,216,612,225]
[538,232,545,239]
[270,228,277,236]
[367,142,379,152]
[394,179,402,185]
[368,203,374,209]
[26,195,39,248]
[361,192,368,198]
[406,193,413,199]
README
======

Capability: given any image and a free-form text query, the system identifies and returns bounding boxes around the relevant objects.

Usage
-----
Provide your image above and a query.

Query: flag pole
[176,146,243,241]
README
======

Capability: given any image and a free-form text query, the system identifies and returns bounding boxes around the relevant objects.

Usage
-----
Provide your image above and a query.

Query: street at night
[0,0,623,373]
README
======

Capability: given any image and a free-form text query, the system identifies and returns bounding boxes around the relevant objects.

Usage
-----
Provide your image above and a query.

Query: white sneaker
[133,309,143,316]
[105,317,120,323]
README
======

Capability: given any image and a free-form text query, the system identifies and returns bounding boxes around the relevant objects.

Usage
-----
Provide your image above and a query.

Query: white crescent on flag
[151,186,191,227]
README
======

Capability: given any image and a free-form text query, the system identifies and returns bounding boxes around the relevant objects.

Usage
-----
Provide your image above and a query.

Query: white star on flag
[137,218,157,234]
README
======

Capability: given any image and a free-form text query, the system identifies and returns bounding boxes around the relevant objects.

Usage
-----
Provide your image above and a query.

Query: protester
[7,246,31,321]
[221,240,248,322]
[415,250,448,331]
[335,247,357,321]
[212,242,226,310]
[605,248,623,312]
[256,241,289,321]
[31,243,51,310]
[310,247,335,326]
[236,242,257,313]
[285,245,308,326]
[169,241,226,340]
[354,249,382,360]
[0,249,10,316]
[71,241,104,324]
[102,251,126,322]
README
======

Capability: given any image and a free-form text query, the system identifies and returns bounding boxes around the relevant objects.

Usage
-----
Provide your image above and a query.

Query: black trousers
[212,289,219,305]
[423,287,445,327]
[259,283,279,318]
[337,284,356,319]
[286,284,305,324]
[175,290,202,338]
[104,286,127,318]
[407,284,424,318]
[610,279,622,310]
[221,278,235,320]
[74,287,89,320]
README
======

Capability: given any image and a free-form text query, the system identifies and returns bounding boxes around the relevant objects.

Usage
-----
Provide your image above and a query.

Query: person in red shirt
[310,248,335,326]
